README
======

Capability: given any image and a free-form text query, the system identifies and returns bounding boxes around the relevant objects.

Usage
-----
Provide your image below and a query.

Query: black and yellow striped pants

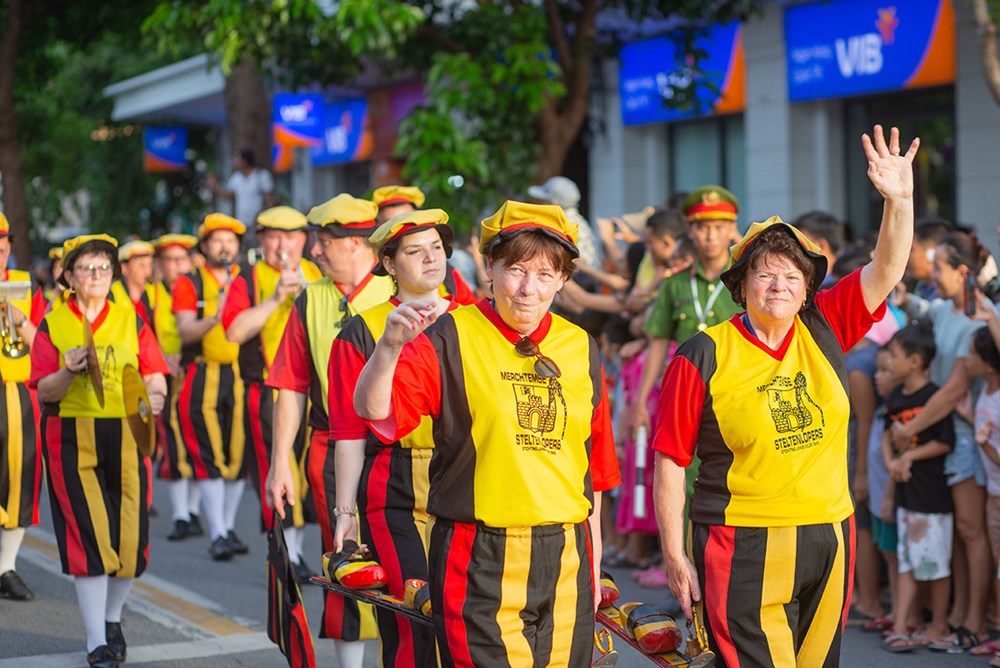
[0,381,41,529]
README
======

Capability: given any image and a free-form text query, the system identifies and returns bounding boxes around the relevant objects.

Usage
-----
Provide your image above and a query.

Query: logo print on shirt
[759,371,826,453]
[501,371,568,453]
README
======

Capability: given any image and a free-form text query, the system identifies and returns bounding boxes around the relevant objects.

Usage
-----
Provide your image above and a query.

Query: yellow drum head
[123,364,155,456]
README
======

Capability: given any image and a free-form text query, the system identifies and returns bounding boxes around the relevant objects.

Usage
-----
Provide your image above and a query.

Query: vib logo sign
[785,0,955,102]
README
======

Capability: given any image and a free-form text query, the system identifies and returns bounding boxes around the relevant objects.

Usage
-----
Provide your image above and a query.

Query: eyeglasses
[338,295,350,328]
[75,263,112,277]
[514,337,561,378]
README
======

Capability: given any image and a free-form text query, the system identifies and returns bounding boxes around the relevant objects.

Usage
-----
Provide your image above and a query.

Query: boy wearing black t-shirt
[881,325,956,652]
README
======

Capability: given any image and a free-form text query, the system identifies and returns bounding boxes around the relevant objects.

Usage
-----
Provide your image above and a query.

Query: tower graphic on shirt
[765,371,825,433]
[509,376,568,450]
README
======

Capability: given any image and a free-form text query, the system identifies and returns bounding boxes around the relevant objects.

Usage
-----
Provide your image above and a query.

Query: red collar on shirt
[67,296,111,332]
[730,312,795,361]
[474,297,552,346]
[336,266,378,305]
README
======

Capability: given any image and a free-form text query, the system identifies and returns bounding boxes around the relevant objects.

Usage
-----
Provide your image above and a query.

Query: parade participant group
[7,123,1000,668]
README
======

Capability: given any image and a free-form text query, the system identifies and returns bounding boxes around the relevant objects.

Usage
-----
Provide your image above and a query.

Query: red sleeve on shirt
[171,275,198,314]
[450,269,478,306]
[265,307,310,394]
[328,337,369,440]
[138,318,170,376]
[29,323,59,387]
[651,355,706,467]
[814,267,888,352]
[366,334,442,444]
[589,368,622,492]
[30,288,47,326]
[221,275,250,330]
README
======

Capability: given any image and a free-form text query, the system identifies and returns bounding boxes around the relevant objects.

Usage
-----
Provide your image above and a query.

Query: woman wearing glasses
[354,201,620,668]
[31,234,168,668]
[652,126,918,667]
[326,208,461,667]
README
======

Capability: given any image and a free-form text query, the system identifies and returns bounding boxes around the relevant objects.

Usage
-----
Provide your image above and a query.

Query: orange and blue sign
[143,127,187,172]
[272,93,325,148]
[618,21,744,126]
[310,99,373,166]
[785,0,955,102]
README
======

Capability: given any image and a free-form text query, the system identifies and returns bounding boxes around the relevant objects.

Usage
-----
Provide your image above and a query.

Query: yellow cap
[256,205,308,231]
[307,194,378,237]
[154,234,198,252]
[0,211,8,237]
[369,209,453,276]
[48,247,64,260]
[479,200,579,259]
[60,233,120,288]
[118,240,156,262]
[197,213,246,241]
[720,215,827,297]
[372,185,425,209]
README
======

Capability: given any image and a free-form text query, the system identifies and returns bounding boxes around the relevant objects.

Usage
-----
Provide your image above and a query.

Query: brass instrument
[278,251,305,303]
[0,281,31,359]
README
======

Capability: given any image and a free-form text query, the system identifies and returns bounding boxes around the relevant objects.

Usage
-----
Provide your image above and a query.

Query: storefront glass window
[669,116,746,210]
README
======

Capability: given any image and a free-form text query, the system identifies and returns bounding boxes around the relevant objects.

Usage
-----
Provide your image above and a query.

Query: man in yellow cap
[149,234,205,542]
[222,206,322,546]
[172,213,248,560]
[265,193,389,666]
[112,240,157,324]
[372,185,477,305]
[0,211,42,602]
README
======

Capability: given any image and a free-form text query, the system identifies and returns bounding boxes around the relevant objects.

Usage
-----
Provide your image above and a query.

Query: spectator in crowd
[206,149,276,250]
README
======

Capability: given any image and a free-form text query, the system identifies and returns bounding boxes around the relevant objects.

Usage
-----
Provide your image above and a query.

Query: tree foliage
[972,0,1000,108]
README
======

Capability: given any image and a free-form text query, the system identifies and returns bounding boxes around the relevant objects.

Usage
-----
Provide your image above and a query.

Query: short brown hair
[487,230,575,278]
[727,226,816,308]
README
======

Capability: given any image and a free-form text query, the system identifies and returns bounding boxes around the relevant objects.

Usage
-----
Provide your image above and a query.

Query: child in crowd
[967,326,1000,659]
[881,326,957,653]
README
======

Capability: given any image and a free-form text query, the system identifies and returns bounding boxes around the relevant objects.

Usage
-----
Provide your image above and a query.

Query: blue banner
[272,93,325,147]
[618,21,744,127]
[310,99,372,166]
[785,0,955,102]
[143,127,187,172]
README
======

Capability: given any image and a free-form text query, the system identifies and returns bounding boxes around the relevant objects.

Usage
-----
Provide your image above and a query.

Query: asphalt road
[0,482,992,667]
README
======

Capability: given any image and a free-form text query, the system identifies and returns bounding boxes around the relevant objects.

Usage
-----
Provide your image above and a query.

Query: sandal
[971,640,1000,656]
[991,654,1000,668]
[927,637,966,654]
[954,626,981,650]
[882,633,920,653]
[862,616,893,633]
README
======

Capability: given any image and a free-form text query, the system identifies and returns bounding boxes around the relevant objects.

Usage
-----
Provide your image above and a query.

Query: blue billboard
[143,127,187,172]
[310,99,372,167]
[785,0,955,102]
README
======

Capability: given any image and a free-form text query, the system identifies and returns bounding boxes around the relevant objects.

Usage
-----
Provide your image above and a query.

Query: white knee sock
[74,575,109,652]
[223,479,245,531]
[105,577,133,623]
[198,478,227,540]
[332,639,365,668]
[167,480,190,523]
[188,481,202,518]
[0,527,26,573]
[284,526,301,564]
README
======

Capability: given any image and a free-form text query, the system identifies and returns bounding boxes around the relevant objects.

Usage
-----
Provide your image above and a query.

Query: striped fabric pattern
[692,516,856,668]
[174,360,245,480]
[0,381,41,528]
[42,415,151,577]
[267,522,316,668]
[428,519,594,668]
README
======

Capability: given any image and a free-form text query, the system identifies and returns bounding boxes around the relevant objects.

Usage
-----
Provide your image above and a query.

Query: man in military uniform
[632,185,742,438]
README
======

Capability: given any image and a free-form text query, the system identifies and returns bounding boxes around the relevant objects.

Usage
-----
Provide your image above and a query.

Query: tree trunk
[0,0,33,269]
[223,60,271,173]
[971,0,1000,107]
[536,0,598,181]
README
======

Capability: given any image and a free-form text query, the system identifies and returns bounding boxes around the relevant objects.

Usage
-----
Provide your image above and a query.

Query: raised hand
[382,300,440,348]
[861,125,919,202]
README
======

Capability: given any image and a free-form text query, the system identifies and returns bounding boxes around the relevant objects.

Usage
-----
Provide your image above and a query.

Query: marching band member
[172,215,247,560]
[152,234,204,541]
[329,208,459,667]
[266,193,390,668]
[222,206,321,549]
[372,185,477,305]
[0,211,42,603]
[32,233,168,668]
[354,201,620,667]
[112,241,156,322]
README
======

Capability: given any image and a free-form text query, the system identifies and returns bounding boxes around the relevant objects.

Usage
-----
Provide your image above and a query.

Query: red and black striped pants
[42,414,151,577]
[692,516,856,668]
[172,360,245,481]
[428,518,594,668]
[0,381,41,529]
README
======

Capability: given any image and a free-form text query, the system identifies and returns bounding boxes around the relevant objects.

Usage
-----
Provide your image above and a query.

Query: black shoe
[210,536,233,561]
[105,621,126,662]
[87,644,119,668]
[167,519,189,541]
[293,558,316,585]
[0,570,34,601]
[226,530,249,555]
[187,514,204,536]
